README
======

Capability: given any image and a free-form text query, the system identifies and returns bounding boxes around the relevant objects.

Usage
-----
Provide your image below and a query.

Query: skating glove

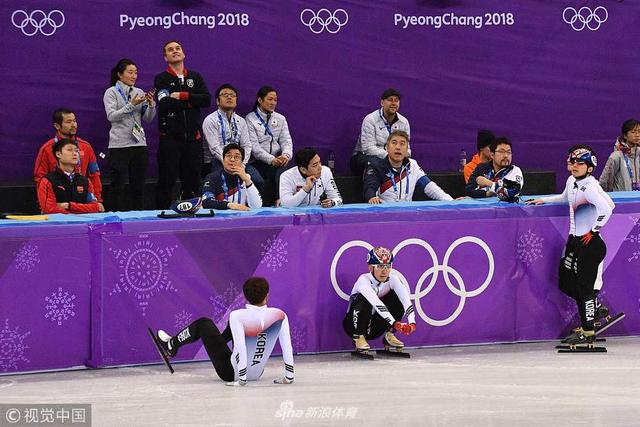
[581,231,599,246]
[393,321,416,335]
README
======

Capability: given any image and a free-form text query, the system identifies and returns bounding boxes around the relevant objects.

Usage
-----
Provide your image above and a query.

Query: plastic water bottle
[458,149,467,172]
[328,150,336,173]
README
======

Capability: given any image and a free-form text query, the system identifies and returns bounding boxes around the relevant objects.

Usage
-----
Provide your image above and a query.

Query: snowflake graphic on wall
[290,324,307,353]
[108,238,179,316]
[44,287,76,326]
[516,229,544,265]
[260,235,289,272]
[560,297,579,324]
[174,309,193,330]
[210,282,243,319]
[14,242,40,273]
[624,232,640,263]
[0,319,31,372]
[628,215,640,226]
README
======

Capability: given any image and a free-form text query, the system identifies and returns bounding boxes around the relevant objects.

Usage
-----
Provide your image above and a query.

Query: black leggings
[172,317,234,382]
[558,235,606,330]
[342,291,405,340]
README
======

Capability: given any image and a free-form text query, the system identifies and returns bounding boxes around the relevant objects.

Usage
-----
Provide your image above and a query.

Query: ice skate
[147,328,175,373]
[350,335,374,360]
[157,330,178,358]
[595,312,625,335]
[378,331,411,358]
[557,331,606,353]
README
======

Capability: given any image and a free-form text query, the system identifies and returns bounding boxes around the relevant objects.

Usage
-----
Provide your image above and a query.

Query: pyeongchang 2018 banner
[1,1,637,188]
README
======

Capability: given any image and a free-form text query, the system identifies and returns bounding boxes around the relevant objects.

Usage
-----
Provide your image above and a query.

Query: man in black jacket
[155,40,211,208]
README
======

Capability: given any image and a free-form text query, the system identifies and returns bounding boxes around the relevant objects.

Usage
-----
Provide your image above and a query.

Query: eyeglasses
[373,264,392,271]
[219,93,237,99]
[224,154,242,161]
[494,150,512,155]
[568,158,586,165]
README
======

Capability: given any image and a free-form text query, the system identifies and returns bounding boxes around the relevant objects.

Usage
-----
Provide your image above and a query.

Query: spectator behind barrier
[245,86,293,206]
[37,138,104,214]
[363,130,453,204]
[279,148,342,208]
[465,137,524,202]
[599,119,640,192]
[154,40,211,209]
[464,130,495,184]
[202,143,262,210]
[350,88,410,176]
[201,84,264,193]
[34,108,103,206]
[103,58,157,212]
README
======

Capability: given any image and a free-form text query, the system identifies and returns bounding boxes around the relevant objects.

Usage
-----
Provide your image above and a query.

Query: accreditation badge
[132,122,145,143]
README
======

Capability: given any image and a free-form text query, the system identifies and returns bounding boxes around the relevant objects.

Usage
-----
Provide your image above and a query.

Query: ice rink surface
[2,337,639,427]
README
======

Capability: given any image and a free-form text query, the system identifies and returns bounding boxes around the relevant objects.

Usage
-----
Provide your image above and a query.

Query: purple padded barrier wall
[2,198,640,373]
[2,0,639,189]
[0,224,91,373]
[89,204,640,368]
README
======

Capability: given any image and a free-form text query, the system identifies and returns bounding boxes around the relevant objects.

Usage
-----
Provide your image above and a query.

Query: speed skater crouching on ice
[149,276,294,385]
[527,145,624,352]
[342,246,416,359]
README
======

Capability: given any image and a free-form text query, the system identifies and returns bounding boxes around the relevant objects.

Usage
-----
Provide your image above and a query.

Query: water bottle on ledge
[458,148,467,172]
[328,150,336,173]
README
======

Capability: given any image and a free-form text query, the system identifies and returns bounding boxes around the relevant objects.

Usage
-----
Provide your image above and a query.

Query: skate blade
[557,345,607,353]
[377,349,411,358]
[147,327,175,374]
[350,350,375,360]
[595,312,625,336]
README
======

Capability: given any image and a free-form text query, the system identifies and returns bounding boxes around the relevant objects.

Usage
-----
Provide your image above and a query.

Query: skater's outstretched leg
[161,317,234,381]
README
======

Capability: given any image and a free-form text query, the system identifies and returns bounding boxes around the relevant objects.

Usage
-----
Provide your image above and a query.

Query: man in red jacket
[34,108,103,203]
[37,139,105,214]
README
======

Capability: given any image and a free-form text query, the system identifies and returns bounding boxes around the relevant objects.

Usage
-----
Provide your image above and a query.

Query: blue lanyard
[217,112,238,145]
[220,173,241,203]
[115,85,147,116]
[623,153,637,182]
[387,165,410,198]
[254,110,273,138]
[54,135,81,168]
[379,108,393,135]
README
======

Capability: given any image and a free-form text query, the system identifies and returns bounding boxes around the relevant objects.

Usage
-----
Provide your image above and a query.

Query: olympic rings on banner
[11,10,65,37]
[330,237,494,327]
[300,8,349,34]
[562,6,608,32]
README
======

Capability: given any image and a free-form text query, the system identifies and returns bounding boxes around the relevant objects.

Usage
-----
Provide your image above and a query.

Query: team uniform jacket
[279,166,342,207]
[229,304,294,383]
[154,67,211,139]
[363,157,452,202]
[245,109,293,164]
[103,81,157,148]
[347,273,416,326]
[465,162,524,199]
[202,170,262,209]
[34,135,102,202]
[353,108,410,158]
[202,109,252,165]
[37,168,100,214]
[541,175,614,237]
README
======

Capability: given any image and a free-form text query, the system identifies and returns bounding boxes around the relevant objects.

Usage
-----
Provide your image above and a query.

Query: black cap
[381,88,401,100]
[477,130,496,151]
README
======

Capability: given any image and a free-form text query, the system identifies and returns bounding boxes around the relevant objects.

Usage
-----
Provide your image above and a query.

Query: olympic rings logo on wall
[330,237,495,327]
[11,10,65,37]
[300,9,349,34]
[562,6,608,32]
